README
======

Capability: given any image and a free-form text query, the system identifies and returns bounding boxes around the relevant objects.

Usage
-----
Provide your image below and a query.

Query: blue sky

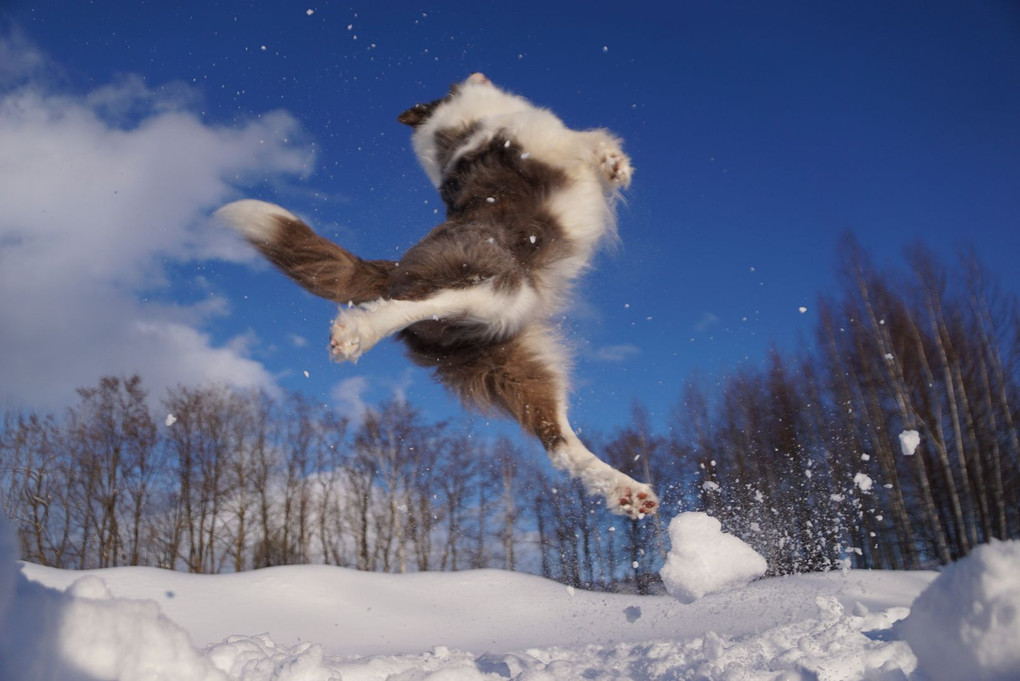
[1,1,1018,438]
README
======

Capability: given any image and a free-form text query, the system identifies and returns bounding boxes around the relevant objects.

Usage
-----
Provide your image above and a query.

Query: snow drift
[3,513,1020,680]
[900,540,1020,681]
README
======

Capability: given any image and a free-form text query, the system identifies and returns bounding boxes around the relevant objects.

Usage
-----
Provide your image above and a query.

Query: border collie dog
[216,73,658,519]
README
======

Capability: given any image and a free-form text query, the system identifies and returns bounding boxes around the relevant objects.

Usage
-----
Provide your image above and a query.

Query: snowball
[899,430,920,456]
[659,512,767,604]
[900,540,1020,681]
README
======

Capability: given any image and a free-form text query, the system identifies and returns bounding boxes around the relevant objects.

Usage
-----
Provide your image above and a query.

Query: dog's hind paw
[607,482,659,520]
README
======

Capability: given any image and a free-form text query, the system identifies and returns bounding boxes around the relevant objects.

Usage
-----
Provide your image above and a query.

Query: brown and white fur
[216,73,658,519]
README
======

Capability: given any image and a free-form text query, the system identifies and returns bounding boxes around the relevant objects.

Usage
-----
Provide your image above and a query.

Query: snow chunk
[899,429,920,456]
[900,540,1020,681]
[165,413,177,427]
[206,635,335,681]
[660,512,767,604]
[853,472,873,493]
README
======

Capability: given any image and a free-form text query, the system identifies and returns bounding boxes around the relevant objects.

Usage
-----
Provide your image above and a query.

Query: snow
[854,472,874,492]
[899,429,921,456]
[659,512,767,604]
[899,540,1020,681]
[3,514,1020,680]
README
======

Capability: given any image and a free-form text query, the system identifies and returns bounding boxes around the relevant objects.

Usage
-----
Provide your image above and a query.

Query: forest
[2,240,1018,591]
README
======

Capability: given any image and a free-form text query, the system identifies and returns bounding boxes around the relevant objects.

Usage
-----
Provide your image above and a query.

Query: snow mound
[0,515,223,681]
[1,508,945,680]
[659,511,767,603]
[900,540,1020,681]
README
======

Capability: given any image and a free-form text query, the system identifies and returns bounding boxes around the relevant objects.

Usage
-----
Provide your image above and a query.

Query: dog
[216,73,658,519]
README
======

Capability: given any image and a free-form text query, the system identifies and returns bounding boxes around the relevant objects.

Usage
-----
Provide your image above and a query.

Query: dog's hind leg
[431,325,659,520]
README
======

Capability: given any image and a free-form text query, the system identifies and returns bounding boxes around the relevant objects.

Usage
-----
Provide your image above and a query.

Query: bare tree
[163,384,244,573]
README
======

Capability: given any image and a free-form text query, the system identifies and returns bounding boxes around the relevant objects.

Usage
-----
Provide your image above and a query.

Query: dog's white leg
[549,407,659,520]
[329,283,538,362]
[329,299,399,362]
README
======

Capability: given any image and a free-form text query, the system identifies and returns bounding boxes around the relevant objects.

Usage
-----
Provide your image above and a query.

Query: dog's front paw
[606,482,658,520]
[329,309,375,363]
[597,146,633,189]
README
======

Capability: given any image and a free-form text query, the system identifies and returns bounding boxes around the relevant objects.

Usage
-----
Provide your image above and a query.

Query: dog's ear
[398,101,439,127]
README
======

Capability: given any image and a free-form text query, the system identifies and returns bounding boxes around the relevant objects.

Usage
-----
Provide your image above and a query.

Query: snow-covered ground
[2,514,1018,680]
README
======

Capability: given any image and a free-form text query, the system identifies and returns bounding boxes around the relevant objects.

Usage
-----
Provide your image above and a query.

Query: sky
[1,1,1018,438]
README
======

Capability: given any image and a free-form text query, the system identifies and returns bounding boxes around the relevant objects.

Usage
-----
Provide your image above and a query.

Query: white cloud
[590,343,641,363]
[694,312,721,333]
[0,27,48,88]
[0,33,311,411]
[331,376,370,422]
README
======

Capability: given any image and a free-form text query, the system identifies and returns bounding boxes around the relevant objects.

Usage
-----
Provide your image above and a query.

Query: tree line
[2,240,1018,587]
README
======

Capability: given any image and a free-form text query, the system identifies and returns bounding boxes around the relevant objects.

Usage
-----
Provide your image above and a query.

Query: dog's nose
[467,72,491,85]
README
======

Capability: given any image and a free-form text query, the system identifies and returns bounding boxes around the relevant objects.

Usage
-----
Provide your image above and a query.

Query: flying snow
[899,429,921,456]
[659,511,767,604]
[853,472,874,493]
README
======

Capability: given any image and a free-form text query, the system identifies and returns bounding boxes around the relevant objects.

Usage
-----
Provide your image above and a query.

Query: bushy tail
[215,200,396,304]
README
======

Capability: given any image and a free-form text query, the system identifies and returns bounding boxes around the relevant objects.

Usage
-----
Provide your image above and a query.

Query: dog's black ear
[397,104,427,127]
[398,101,438,127]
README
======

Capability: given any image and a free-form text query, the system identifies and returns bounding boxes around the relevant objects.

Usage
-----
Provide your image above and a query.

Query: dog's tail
[215,200,396,304]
